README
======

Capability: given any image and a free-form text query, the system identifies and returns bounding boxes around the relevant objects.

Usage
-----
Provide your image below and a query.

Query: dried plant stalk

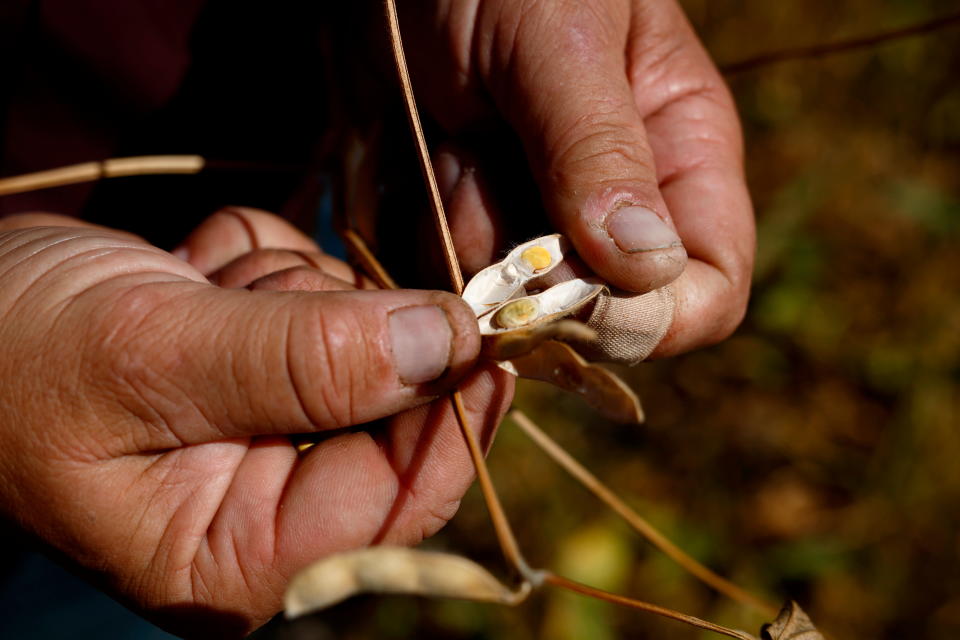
[383,0,536,583]
[452,391,539,582]
[543,573,759,640]
[339,228,399,290]
[510,409,777,617]
[384,0,462,294]
[0,155,205,196]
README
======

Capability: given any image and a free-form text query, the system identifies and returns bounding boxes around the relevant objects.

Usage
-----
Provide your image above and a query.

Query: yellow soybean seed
[494,298,540,329]
[520,246,552,272]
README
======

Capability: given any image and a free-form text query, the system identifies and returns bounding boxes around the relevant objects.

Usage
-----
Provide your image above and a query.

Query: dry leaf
[285,547,529,618]
[760,601,825,640]
[510,340,644,424]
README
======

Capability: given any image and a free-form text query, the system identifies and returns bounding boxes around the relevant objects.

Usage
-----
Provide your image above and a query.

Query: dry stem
[452,391,539,583]
[0,155,205,196]
[383,0,535,584]
[340,228,400,290]
[721,9,960,75]
[544,573,758,640]
[383,0,463,295]
[510,409,778,618]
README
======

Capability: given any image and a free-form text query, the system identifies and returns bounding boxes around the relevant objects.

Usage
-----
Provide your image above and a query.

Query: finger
[94,284,481,447]
[210,248,373,290]
[479,1,686,292]
[434,145,505,275]
[0,212,97,230]
[280,365,513,559]
[248,265,357,293]
[0,212,145,243]
[174,207,321,276]
[628,8,755,355]
[189,364,513,627]
[646,120,754,357]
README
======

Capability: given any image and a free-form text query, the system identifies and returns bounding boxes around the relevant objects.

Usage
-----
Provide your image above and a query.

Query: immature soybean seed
[494,298,540,329]
[520,246,552,272]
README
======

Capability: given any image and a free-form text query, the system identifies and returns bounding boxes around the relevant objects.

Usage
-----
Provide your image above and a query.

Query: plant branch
[544,573,758,640]
[721,9,960,75]
[340,228,400,290]
[0,155,205,197]
[379,3,536,583]
[383,0,463,295]
[453,392,539,583]
[510,409,777,617]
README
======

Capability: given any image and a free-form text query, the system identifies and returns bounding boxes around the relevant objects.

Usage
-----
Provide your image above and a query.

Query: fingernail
[389,305,453,384]
[606,206,682,253]
[172,246,190,261]
[435,150,462,203]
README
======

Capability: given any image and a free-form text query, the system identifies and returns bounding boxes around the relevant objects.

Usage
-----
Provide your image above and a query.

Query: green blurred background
[277,2,960,638]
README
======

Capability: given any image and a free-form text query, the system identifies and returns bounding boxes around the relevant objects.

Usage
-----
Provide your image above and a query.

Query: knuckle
[254,266,336,292]
[539,0,621,59]
[548,113,654,189]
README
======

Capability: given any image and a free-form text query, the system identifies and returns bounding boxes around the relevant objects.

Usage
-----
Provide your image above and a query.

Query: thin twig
[453,391,538,583]
[510,409,778,618]
[383,0,535,584]
[544,573,758,640]
[721,9,960,75]
[383,0,463,295]
[0,155,205,196]
[340,228,400,290]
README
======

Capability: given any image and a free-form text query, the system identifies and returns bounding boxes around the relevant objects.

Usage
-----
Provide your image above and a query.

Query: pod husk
[478,278,605,336]
[462,234,569,316]
[482,319,597,361]
[285,547,529,618]
[511,340,644,424]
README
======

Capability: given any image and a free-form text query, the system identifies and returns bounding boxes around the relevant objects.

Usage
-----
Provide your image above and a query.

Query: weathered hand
[403,0,754,357]
[0,210,512,637]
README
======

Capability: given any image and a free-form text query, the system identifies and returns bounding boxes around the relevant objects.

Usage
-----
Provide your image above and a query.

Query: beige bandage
[528,256,676,365]
[580,285,675,365]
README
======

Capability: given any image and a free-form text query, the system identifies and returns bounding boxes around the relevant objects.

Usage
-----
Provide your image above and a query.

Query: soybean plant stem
[340,229,400,290]
[509,409,778,618]
[543,573,759,640]
[0,155,205,196]
[383,0,535,586]
[453,392,538,584]
[383,0,463,295]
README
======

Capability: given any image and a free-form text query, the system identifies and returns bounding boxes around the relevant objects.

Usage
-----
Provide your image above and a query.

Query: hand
[401,0,754,357]
[0,210,512,636]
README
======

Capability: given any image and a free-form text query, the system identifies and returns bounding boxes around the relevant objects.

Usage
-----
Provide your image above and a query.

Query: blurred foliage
[278,1,960,638]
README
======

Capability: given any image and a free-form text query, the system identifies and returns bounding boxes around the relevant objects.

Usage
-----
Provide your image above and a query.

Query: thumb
[98,284,479,446]
[483,3,686,292]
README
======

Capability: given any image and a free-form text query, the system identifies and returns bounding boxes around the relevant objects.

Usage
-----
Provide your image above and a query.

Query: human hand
[0,210,512,637]
[398,0,754,358]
